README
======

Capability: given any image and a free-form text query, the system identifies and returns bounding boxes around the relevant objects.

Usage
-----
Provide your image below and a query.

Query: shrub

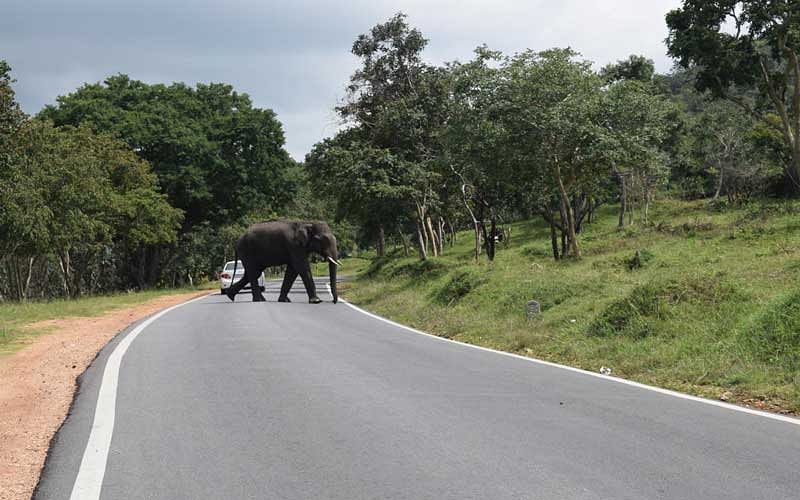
[392,259,447,279]
[589,273,745,339]
[746,290,800,371]
[626,249,654,270]
[434,269,487,305]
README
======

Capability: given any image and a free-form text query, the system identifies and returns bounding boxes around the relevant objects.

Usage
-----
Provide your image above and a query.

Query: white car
[220,260,265,295]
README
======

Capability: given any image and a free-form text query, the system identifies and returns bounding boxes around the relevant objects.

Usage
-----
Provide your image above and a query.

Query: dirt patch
[0,290,209,500]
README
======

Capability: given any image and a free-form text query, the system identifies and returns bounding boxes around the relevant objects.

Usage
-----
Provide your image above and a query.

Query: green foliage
[0,119,182,298]
[589,280,676,339]
[666,1,800,187]
[392,259,448,280]
[747,290,800,370]
[22,73,305,289]
[307,13,450,256]
[40,75,297,229]
[0,60,25,144]
[600,54,655,83]
[434,269,487,305]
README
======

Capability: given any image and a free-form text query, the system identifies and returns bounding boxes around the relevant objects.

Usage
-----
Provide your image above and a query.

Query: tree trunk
[481,213,496,261]
[397,227,410,257]
[376,225,386,257]
[550,221,560,260]
[416,224,428,260]
[618,174,627,228]
[7,257,21,301]
[136,247,146,289]
[437,217,445,255]
[145,247,160,288]
[23,256,34,301]
[714,162,724,200]
[58,250,71,298]
[426,217,438,257]
[446,218,456,247]
[758,52,800,190]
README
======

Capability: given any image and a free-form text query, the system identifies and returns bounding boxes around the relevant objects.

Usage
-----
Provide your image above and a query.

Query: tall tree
[40,76,297,229]
[0,60,25,145]
[666,1,800,188]
[1,120,181,298]
[315,12,449,258]
[498,48,610,259]
[445,46,513,261]
[604,80,673,226]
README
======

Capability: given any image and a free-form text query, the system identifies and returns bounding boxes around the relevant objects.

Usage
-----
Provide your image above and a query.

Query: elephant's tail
[226,249,239,302]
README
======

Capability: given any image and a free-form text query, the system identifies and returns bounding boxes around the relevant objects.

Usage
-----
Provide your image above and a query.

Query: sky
[2,0,683,161]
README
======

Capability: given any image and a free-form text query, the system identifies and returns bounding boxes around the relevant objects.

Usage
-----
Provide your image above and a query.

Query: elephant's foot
[226,290,236,302]
[308,296,322,304]
[278,295,291,303]
[252,294,266,302]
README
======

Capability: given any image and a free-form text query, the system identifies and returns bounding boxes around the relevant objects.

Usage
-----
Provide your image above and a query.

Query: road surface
[35,279,800,500]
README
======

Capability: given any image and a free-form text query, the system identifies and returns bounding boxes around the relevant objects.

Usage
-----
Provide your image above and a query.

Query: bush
[746,290,800,370]
[626,249,654,270]
[392,259,447,280]
[589,281,671,339]
[434,269,487,305]
[589,273,744,339]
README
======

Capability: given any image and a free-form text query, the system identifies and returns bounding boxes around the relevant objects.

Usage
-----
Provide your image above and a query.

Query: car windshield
[224,261,243,271]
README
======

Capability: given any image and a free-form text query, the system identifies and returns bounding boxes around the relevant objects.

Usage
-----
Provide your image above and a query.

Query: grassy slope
[342,199,800,413]
[0,284,215,355]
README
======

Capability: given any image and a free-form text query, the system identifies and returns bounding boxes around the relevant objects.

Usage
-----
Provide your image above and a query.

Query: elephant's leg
[226,272,248,302]
[278,266,297,302]
[296,264,321,304]
[249,266,266,302]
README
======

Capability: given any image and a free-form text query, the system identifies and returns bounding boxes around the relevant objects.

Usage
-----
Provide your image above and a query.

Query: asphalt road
[35,279,800,500]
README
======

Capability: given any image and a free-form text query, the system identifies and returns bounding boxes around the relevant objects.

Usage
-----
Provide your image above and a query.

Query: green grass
[342,199,800,413]
[0,283,215,355]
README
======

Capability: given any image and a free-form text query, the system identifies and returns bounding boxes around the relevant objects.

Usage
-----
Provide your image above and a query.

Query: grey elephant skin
[226,220,340,304]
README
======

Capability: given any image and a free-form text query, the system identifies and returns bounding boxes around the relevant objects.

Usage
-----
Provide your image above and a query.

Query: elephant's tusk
[327,257,342,266]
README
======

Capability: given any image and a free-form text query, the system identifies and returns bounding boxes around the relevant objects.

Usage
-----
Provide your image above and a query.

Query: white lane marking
[328,284,800,427]
[69,294,210,500]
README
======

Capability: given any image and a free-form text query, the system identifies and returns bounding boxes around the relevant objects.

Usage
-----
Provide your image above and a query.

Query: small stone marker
[525,300,541,319]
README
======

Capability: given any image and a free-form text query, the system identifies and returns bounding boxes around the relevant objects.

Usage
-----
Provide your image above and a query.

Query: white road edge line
[328,284,800,427]
[69,294,210,500]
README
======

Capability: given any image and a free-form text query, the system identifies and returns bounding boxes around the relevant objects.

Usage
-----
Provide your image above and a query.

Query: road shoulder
[0,290,209,500]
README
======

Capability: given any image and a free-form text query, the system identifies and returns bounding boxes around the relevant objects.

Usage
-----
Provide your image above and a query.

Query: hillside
[342,199,800,414]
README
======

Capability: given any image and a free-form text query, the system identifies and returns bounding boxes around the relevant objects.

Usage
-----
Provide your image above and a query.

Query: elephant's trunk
[329,259,338,304]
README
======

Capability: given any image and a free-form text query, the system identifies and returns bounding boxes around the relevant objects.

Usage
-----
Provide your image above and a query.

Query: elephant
[226,220,341,304]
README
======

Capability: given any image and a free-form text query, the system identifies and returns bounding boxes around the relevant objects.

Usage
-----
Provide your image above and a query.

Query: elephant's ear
[294,223,313,248]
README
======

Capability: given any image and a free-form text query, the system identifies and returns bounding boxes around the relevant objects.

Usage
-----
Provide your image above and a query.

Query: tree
[601,54,656,83]
[666,1,800,188]
[313,13,450,259]
[694,101,780,202]
[40,75,298,283]
[41,76,296,229]
[0,61,25,145]
[604,80,673,226]
[1,121,181,298]
[445,46,515,261]
[498,48,610,259]
[306,135,414,254]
